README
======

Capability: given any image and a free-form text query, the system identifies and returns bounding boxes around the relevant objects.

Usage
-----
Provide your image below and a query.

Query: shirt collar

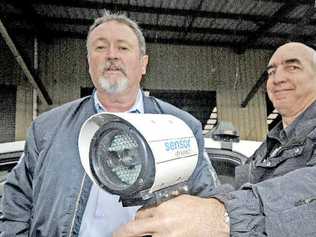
[93,89,144,114]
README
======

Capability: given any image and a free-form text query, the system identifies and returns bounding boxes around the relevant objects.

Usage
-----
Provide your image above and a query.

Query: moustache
[101,61,127,76]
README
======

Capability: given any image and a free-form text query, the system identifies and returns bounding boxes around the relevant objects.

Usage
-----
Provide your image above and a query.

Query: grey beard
[99,76,129,94]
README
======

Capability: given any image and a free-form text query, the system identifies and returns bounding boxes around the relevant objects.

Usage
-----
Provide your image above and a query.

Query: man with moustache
[114,42,316,237]
[0,12,217,237]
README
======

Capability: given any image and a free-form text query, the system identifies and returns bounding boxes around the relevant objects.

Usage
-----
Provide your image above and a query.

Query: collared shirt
[93,89,144,114]
[79,89,143,237]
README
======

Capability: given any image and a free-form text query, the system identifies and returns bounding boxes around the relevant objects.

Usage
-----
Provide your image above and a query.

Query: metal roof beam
[235,2,298,53]
[12,28,277,50]
[181,0,205,38]
[5,0,50,41]
[254,0,313,3]
[29,13,316,26]
[11,22,310,43]
[241,71,268,108]
[289,4,316,42]
[32,0,315,8]
[0,18,52,105]
[10,22,315,49]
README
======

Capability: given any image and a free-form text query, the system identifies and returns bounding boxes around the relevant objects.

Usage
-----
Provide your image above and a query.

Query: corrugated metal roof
[286,4,312,18]
[129,12,159,25]
[269,23,296,34]
[193,17,258,31]
[0,2,22,14]
[1,0,316,51]
[202,0,281,16]
[256,36,285,46]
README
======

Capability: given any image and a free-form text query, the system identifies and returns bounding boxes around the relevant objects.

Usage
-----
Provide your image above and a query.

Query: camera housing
[78,112,199,206]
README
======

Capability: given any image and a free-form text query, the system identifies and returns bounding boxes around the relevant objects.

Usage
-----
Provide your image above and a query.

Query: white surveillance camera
[78,112,198,206]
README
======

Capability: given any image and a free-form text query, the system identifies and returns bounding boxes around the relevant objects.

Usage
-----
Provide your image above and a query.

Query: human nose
[106,45,119,60]
[269,66,286,84]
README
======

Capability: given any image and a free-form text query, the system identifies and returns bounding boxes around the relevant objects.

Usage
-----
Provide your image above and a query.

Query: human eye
[96,45,106,51]
[286,64,300,72]
[118,45,129,51]
[94,42,108,51]
[117,42,131,51]
[267,68,275,77]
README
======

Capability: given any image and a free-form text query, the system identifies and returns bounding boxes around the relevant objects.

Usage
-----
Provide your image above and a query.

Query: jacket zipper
[295,197,316,206]
[68,173,87,237]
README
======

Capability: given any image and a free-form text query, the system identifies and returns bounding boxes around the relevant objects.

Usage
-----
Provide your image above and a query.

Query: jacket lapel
[142,91,162,114]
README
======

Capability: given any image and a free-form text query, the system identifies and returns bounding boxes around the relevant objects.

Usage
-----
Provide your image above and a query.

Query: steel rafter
[235,2,299,53]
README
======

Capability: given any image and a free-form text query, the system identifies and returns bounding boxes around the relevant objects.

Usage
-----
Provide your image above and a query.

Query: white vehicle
[0,126,261,204]
[205,138,261,159]
[0,140,25,162]
[204,137,261,186]
[0,140,25,203]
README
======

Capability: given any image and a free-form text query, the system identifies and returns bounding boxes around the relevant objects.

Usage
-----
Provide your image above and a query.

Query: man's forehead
[268,56,303,67]
[89,20,137,41]
[268,44,311,66]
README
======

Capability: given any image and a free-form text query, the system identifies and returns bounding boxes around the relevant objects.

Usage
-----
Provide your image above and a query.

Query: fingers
[114,195,230,237]
[113,204,167,237]
[113,214,160,237]
[135,206,155,219]
[136,194,189,220]
[113,220,150,237]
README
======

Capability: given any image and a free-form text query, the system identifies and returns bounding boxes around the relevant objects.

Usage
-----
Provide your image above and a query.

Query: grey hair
[86,10,146,55]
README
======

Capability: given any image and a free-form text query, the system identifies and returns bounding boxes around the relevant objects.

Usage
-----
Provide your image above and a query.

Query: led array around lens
[112,165,141,185]
[108,134,138,152]
[107,133,141,185]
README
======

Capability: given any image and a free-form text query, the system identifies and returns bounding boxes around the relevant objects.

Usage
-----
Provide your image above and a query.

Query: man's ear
[141,55,149,75]
[87,53,92,75]
[87,52,90,64]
